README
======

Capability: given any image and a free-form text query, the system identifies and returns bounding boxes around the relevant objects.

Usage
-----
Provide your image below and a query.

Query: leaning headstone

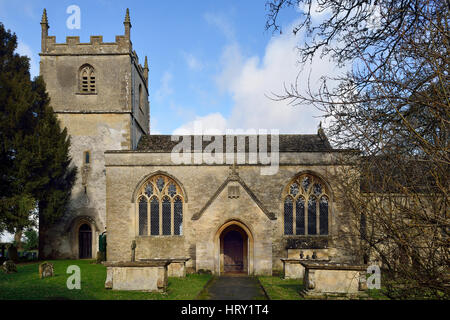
[2,260,17,273]
[39,262,54,279]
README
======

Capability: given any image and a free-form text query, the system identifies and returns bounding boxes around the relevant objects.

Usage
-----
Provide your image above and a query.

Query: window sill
[76,92,98,95]
[136,235,184,238]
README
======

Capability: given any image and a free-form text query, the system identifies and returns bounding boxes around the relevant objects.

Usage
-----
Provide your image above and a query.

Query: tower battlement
[41,35,132,55]
[39,8,148,83]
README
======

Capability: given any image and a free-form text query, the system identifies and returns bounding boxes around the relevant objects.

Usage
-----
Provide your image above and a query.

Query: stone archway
[214,220,254,275]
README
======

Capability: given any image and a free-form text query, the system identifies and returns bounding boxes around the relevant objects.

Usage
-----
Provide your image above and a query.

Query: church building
[40,9,357,275]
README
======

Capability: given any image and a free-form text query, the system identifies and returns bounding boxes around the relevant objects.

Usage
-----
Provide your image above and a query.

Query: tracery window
[284,174,329,235]
[136,175,184,236]
[79,64,96,93]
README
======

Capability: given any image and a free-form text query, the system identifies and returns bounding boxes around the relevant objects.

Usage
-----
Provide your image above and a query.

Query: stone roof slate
[136,133,334,152]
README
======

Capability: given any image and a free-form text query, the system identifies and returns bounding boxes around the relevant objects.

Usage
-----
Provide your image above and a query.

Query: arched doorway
[220,224,249,274]
[79,224,92,259]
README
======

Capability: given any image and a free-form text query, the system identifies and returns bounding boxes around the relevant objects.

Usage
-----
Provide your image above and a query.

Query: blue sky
[0,0,342,136]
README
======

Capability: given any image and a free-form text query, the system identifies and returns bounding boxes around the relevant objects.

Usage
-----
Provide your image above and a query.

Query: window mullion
[159,197,162,236]
[293,196,297,235]
[316,198,320,235]
[171,199,174,235]
[305,196,309,236]
[147,197,150,236]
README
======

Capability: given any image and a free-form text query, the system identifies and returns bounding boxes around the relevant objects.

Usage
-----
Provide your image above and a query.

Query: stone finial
[41,8,48,25]
[41,8,49,52]
[123,8,132,39]
[144,56,149,85]
[124,8,131,23]
[317,121,327,141]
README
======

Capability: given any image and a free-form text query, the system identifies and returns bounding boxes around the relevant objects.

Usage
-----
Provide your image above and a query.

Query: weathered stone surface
[167,259,190,277]
[301,261,367,296]
[2,260,17,273]
[39,262,54,278]
[104,264,168,292]
[137,134,333,152]
[104,156,355,276]
[281,259,305,279]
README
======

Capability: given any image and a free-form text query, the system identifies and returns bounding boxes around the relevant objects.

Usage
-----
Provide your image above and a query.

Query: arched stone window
[284,174,329,235]
[79,64,96,93]
[136,174,184,236]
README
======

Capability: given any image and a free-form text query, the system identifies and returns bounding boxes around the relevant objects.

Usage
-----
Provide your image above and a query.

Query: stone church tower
[39,9,149,258]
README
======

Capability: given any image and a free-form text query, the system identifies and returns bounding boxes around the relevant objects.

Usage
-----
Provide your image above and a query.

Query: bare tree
[265,0,449,298]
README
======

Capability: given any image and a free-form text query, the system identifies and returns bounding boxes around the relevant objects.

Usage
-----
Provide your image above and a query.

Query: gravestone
[2,260,17,273]
[39,262,54,279]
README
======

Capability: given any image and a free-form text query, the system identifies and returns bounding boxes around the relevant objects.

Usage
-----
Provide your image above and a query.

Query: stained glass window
[138,175,184,236]
[302,176,311,192]
[296,197,305,235]
[284,197,293,235]
[145,184,153,197]
[162,197,171,235]
[168,184,177,197]
[285,174,329,236]
[138,197,148,236]
[313,183,322,196]
[319,196,329,235]
[174,196,183,235]
[156,177,165,192]
[290,183,299,196]
[150,197,159,235]
[308,196,317,235]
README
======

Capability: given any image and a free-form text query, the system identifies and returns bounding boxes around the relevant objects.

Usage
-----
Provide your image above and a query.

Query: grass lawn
[258,276,304,300]
[0,260,211,300]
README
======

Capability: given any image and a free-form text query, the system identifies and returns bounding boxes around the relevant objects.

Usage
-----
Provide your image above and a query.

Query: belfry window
[79,64,96,93]
[284,174,329,235]
[136,174,184,236]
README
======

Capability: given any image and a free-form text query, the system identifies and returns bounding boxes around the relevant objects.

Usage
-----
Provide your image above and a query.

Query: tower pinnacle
[124,8,132,39]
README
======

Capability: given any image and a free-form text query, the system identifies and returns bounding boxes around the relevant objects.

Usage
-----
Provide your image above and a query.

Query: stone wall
[105,151,355,275]
[39,11,150,258]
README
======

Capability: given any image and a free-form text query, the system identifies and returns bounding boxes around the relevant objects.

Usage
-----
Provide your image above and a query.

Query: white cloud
[173,113,228,135]
[16,41,39,78]
[155,71,173,101]
[174,18,345,134]
[182,52,204,71]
